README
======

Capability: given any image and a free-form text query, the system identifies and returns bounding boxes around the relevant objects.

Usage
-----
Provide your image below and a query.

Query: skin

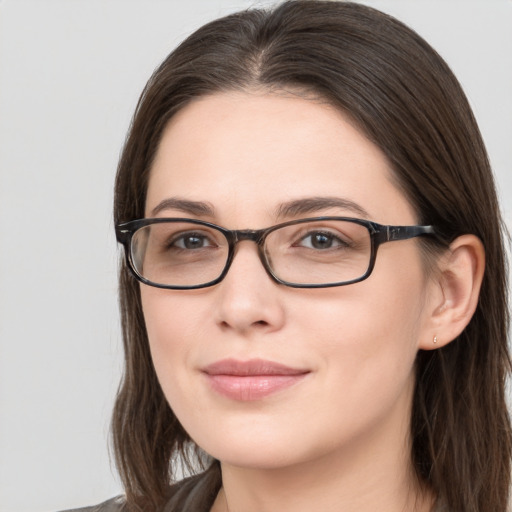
[141,91,482,512]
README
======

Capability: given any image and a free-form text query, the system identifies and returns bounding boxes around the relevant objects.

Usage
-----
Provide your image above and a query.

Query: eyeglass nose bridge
[222,228,277,283]
[232,228,266,244]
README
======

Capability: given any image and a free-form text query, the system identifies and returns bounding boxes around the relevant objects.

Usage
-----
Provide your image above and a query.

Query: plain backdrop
[1,1,511,511]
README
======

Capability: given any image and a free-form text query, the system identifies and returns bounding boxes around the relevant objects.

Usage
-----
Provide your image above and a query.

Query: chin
[203,442,302,470]
[186,418,307,470]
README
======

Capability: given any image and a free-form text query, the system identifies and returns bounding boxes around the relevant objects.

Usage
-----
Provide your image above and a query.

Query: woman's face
[142,91,435,470]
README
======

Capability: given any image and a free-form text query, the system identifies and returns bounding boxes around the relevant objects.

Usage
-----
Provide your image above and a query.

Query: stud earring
[433,335,438,344]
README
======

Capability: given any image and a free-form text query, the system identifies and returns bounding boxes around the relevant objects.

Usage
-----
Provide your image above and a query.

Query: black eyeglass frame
[116,216,437,290]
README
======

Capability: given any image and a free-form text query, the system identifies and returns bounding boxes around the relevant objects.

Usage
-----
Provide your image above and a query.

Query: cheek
[298,256,427,393]
[141,288,204,384]
[284,286,423,455]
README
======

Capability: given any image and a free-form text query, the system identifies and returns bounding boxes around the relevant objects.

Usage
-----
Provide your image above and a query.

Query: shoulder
[164,466,221,511]
[58,466,221,512]
[58,495,126,512]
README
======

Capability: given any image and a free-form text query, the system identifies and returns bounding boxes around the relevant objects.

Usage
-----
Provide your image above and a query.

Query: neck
[214,453,433,512]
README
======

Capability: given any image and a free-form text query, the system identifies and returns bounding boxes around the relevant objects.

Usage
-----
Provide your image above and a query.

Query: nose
[213,242,286,335]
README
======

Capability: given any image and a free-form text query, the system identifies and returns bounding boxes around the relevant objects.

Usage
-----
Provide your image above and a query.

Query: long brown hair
[112,2,511,510]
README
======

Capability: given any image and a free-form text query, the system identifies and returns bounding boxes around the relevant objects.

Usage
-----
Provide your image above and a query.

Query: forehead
[146,91,416,226]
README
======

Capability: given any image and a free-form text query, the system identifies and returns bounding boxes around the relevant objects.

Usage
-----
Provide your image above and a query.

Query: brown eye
[170,232,215,250]
[296,231,349,250]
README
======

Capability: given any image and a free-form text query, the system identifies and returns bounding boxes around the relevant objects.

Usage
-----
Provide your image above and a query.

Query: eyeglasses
[115,217,436,289]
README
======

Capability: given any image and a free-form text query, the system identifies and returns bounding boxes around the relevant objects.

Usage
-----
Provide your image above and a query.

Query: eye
[170,232,216,250]
[296,231,349,250]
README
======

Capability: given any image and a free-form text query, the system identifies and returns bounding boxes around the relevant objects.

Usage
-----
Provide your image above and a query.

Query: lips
[202,358,310,401]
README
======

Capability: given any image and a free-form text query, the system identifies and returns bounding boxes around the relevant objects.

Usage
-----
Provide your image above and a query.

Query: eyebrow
[150,195,370,221]
[150,197,216,217]
[275,196,370,220]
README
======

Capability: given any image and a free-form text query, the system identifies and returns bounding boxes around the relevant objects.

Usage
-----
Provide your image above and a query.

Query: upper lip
[202,358,309,376]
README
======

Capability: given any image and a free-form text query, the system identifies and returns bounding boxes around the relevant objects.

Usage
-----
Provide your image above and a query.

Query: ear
[418,234,485,350]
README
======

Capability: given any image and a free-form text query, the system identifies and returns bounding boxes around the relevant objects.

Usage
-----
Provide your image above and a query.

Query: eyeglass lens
[130,220,372,288]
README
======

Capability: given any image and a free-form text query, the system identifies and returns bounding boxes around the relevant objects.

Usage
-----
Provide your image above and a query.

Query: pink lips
[202,358,309,401]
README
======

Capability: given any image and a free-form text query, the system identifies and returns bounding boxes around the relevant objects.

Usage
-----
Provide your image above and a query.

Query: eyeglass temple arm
[384,225,436,242]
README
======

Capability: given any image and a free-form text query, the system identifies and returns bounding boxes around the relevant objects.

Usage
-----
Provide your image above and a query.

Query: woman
[69,1,511,511]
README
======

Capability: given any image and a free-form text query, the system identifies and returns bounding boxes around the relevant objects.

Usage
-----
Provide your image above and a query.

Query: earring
[433,335,438,344]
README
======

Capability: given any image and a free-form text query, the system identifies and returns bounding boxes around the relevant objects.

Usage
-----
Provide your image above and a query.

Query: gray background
[1,1,511,511]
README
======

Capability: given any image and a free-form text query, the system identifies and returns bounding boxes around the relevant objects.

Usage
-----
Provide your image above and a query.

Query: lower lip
[205,374,308,401]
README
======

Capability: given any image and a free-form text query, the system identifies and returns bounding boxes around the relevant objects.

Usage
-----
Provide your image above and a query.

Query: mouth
[201,358,310,401]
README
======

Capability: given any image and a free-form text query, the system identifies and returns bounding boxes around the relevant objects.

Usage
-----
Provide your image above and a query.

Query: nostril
[219,319,268,331]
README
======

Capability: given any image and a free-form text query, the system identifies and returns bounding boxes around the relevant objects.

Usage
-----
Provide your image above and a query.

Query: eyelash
[167,232,216,250]
[293,229,351,250]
